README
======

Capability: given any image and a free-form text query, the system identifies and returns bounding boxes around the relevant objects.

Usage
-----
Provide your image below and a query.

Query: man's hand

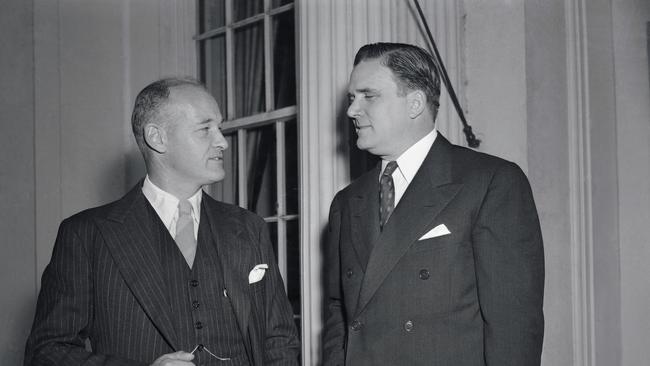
[150,351,196,366]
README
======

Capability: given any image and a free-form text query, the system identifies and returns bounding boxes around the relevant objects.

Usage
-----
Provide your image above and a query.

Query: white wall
[0,1,36,364]
[612,1,650,365]
[2,1,648,365]
[464,0,529,170]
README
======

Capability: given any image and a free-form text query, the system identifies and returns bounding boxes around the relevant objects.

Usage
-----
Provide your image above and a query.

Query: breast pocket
[412,234,458,253]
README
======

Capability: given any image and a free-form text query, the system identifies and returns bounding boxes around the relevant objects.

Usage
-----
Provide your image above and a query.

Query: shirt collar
[141,175,202,229]
[381,129,437,183]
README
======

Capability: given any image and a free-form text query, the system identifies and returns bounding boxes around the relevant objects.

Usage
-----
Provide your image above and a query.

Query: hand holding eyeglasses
[150,350,196,366]
[150,344,231,365]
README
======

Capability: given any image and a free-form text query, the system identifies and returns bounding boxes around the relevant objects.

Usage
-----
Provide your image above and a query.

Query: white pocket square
[419,224,451,240]
[248,264,269,284]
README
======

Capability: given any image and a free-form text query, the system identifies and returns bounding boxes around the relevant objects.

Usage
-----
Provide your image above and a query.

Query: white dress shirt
[380,129,437,207]
[141,175,202,240]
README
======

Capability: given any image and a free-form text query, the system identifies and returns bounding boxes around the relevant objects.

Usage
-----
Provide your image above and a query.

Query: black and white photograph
[1,0,649,365]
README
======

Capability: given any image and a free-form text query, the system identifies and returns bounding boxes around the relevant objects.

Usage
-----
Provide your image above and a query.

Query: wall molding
[565,0,595,364]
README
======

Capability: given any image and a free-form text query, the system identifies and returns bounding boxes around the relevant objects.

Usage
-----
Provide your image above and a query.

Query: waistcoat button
[404,320,414,332]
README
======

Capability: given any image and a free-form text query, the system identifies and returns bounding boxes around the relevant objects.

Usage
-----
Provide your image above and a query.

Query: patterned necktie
[379,161,399,230]
[175,199,197,268]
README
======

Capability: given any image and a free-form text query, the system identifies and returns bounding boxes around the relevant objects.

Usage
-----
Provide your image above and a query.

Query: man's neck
[147,171,201,200]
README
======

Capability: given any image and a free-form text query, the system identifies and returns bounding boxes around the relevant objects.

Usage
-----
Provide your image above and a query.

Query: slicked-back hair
[131,77,206,151]
[354,42,441,116]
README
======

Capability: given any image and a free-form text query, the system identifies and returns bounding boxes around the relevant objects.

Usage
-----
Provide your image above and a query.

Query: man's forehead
[170,86,219,108]
[169,84,208,100]
[163,86,221,120]
[349,60,396,91]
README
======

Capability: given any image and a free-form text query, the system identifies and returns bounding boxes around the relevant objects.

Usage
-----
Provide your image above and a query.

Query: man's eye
[364,94,376,100]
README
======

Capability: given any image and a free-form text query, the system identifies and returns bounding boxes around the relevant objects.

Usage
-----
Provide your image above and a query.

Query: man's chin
[199,170,226,186]
[356,139,372,152]
[208,173,226,184]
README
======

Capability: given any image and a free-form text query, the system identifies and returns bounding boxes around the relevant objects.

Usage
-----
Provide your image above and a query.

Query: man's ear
[144,123,167,153]
[407,90,426,119]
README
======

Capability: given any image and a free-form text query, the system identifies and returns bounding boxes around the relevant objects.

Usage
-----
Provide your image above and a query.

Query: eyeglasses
[190,344,232,361]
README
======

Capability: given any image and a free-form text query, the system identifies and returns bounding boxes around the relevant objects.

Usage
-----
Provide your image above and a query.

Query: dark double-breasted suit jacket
[25,182,299,366]
[323,134,544,366]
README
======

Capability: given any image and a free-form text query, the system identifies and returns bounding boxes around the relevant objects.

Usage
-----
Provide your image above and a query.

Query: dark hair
[354,42,441,115]
[131,77,206,150]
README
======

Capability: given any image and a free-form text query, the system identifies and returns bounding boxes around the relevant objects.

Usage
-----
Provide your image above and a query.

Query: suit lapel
[202,195,254,361]
[99,182,179,350]
[350,165,381,271]
[355,136,463,315]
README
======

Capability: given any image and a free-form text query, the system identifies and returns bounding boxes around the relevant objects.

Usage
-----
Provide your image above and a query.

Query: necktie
[379,161,398,230]
[175,199,197,268]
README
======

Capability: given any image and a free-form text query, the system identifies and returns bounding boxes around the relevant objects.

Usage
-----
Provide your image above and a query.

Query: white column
[565,0,596,364]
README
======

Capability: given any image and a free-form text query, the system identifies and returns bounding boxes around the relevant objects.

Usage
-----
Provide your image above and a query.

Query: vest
[156,205,250,365]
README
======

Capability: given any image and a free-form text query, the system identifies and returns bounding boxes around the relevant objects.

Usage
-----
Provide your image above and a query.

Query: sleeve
[472,162,545,366]
[321,193,346,366]
[24,218,145,366]
[257,219,301,366]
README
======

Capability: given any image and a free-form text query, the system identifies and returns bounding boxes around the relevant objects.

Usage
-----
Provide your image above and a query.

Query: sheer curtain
[233,13,270,214]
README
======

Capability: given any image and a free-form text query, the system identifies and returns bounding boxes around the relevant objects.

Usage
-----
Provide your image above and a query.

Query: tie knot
[383,161,398,176]
[178,199,192,216]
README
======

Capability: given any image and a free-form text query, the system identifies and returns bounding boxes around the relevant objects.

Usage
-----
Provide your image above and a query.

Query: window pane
[234,0,263,21]
[210,133,238,205]
[285,119,298,215]
[273,10,296,109]
[272,0,294,9]
[199,0,225,32]
[246,124,277,217]
[286,219,300,315]
[200,36,228,117]
[234,22,266,118]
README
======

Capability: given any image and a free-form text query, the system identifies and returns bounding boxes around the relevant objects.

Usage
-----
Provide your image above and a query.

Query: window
[195,0,300,332]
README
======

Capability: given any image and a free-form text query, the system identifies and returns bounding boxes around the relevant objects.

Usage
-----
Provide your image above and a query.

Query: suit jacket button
[195,321,203,329]
[404,320,414,332]
[346,269,353,278]
[419,269,430,280]
[350,320,363,331]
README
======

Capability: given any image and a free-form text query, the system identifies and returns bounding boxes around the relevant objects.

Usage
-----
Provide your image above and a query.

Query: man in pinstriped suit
[25,78,299,366]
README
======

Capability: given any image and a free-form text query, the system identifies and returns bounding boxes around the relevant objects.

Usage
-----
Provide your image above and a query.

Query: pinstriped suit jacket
[25,182,299,366]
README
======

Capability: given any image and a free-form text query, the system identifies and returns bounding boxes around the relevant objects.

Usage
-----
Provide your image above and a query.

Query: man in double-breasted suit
[322,43,544,365]
[25,78,299,366]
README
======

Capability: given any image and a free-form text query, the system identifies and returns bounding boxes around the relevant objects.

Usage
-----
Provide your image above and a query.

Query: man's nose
[347,97,362,119]
[212,130,228,150]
